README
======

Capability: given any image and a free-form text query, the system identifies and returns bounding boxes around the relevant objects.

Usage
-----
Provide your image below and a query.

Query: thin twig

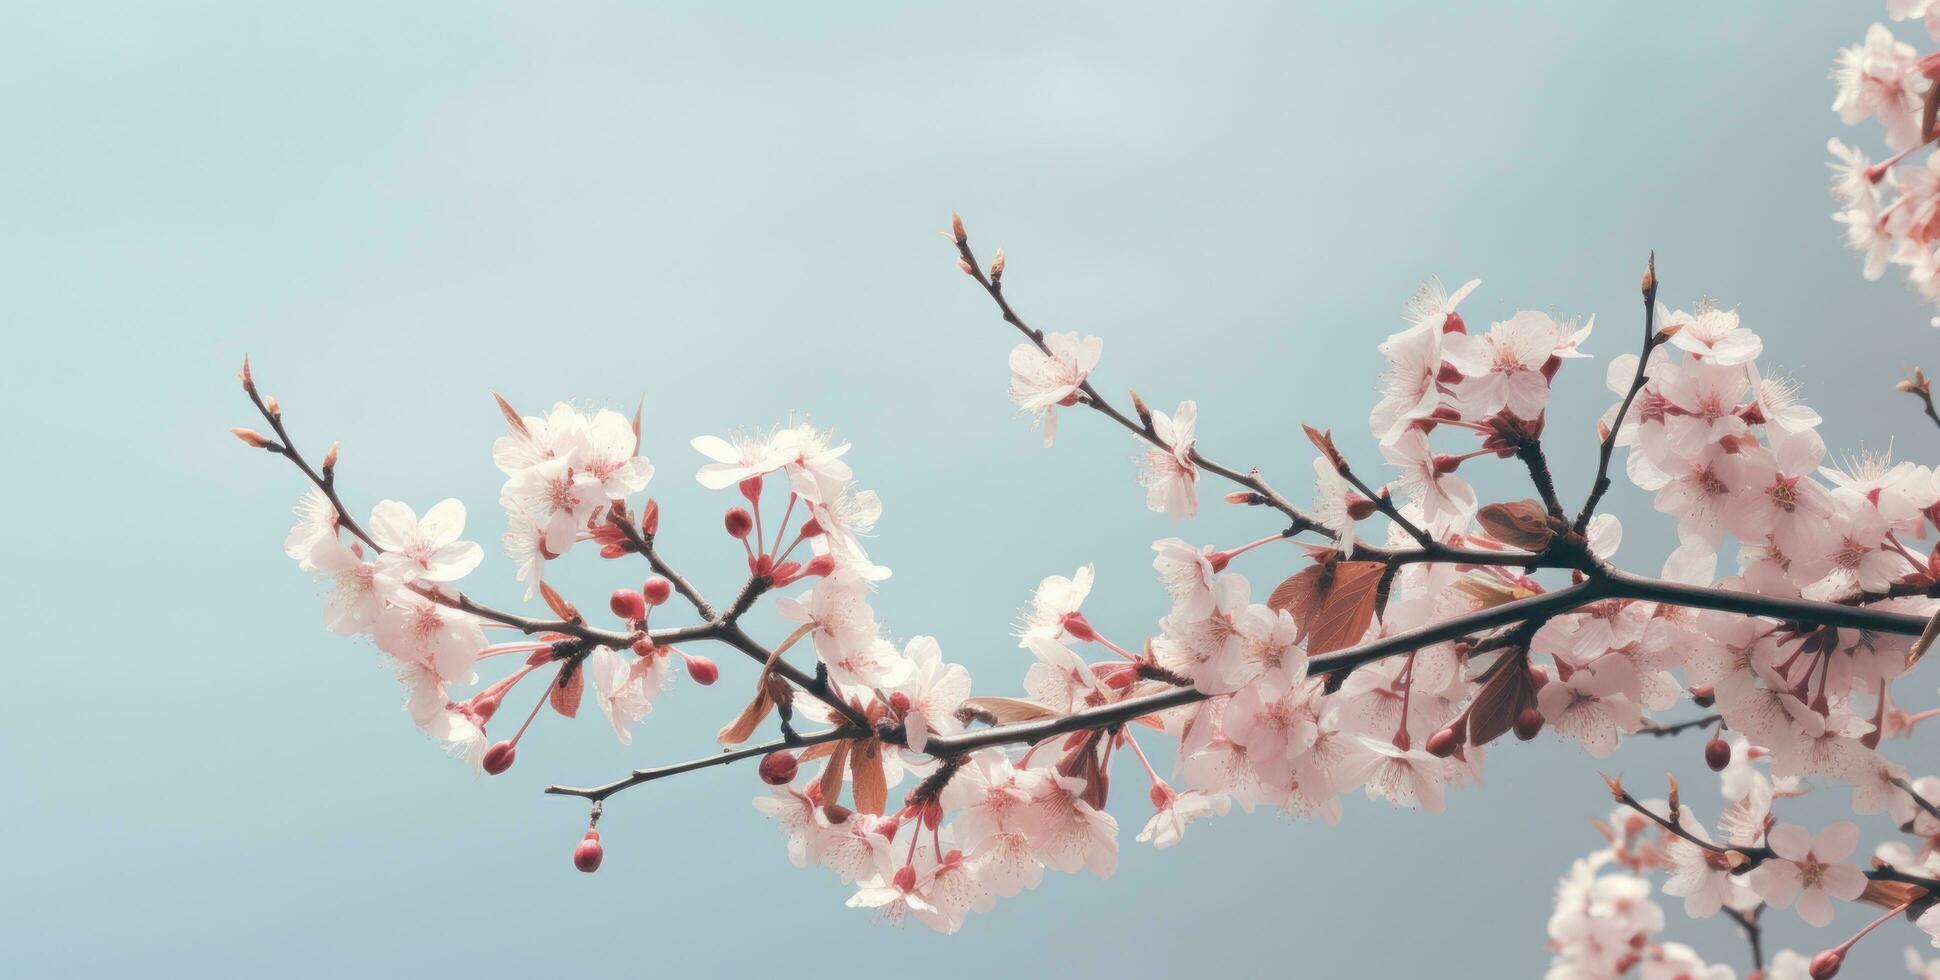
[1573,252,1665,535]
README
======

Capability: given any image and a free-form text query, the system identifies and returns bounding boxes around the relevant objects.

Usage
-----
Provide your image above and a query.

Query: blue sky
[3,2,1937,976]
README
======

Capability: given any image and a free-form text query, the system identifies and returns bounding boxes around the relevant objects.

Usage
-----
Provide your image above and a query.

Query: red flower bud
[609,589,646,621]
[642,576,673,606]
[758,749,798,785]
[641,499,660,536]
[1513,706,1544,741]
[482,740,516,775]
[889,691,912,714]
[1346,495,1379,521]
[1060,611,1098,643]
[1704,737,1731,772]
[574,831,604,873]
[631,635,655,657]
[1809,949,1842,979]
[1426,726,1461,758]
[724,507,754,539]
[682,652,718,686]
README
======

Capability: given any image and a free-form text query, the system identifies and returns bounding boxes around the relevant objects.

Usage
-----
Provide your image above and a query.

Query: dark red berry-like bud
[682,652,718,686]
[642,576,673,606]
[1704,737,1731,772]
[1513,706,1544,741]
[574,831,604,873]
[1426,727,1461,758]
[724,507,754,539]
[1346,496,1379,521]
[482,740,516,775]
[1690,685,1715,708]
[1809,949,1842,979]
[609,589,646,621]
[759,750,798,785]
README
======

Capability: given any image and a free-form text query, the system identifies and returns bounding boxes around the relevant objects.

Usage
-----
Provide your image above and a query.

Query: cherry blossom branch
[1573,254,1665,535]
[1636,714,1723,737]
[1902,367,1940,434]
[1721,905,1764,975]
[601,506,716,621]
[237,361,867,734]
[1893,775,1940,826]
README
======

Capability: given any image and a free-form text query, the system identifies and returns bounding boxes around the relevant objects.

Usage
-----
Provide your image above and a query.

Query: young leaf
[716,688,774,746]
[959,696,1062,724]
[539,581,580,622]
[1465,653,1530,747]
[1269,560,1385,655]
[550,667,585,718]
[849,738,888,815]
[1476,500,1554,551]
[491,391,529,436]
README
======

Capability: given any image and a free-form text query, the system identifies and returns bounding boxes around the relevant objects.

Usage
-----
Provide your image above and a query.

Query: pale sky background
[4,2,1939,976]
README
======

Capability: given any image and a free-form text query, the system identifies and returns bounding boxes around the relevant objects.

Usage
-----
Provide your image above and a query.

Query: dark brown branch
[603,507,716,621]
[1573,253,1665,535]
[1722,905,1764,975]
[1894,776,1940,826]
[545,726,864,800]
[1902,368,1940,433]
[1637,714,1722,738]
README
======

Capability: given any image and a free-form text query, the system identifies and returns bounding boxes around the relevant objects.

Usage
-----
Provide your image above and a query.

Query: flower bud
[641,576,673,606]
[724,507,754,539]
[230,427,275,449]
[1704,737,1731,772]
[574,830,604,873]
[482,740,517,775]
[682,652,718,686]
[889,691,912,715]
[1426,726,1461,758]
[1513,706,1544,741]
[641,498,661,536]
[758,749,798,785]
[1809,949,1842,979]
[1689,685,1714,708]
[609,589,646,621]
[631,634,655,657]
[1346,496,1379,521]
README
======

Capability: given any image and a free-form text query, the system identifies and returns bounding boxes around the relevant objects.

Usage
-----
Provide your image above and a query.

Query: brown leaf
[550,667,585,718]
[538,581,580,622]
[798,739,842,762]
[959,696,1062,724]
[850,739,887,815]
[716,688,774,746]
[817,740,851,807]
[1451,575,1521,609]
[1465,654,1530,747]
[1268,560,1385,655]
[492,391,529,436]
[1909,606,1940,670]
[1302,424,1342,467]
[1477,500,1554,551]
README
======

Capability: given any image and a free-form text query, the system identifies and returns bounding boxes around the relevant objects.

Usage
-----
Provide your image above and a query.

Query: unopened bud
[1346,496,1379,521]
[950,210,965,243]
[1224,490,1263,505]
[574,830,604,873]
[1514,706,1544,741]
[724,507,754,539]
[889,691,912,715]
[990,247,1006,279]
[642,576,673,606]
[264,394,281,417]
[1704,737,1731,772]
[1640,252,1656,298]
[682,652,718,686]
[630,634,655,657]
[641,498,660,536]
[322,441,340,474]
[482,740,516,775]
[1426,727,1461,758]
[758,750,798,785]
[610,589,647,621]
[1808,949,1842,979]
[957,258,974,276]
[231,427,275,450]
[240,354,256,393]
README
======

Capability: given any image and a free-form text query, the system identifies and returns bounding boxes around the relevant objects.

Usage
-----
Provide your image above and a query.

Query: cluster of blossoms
[237,193,1940,966]
[1827,1,1940,325]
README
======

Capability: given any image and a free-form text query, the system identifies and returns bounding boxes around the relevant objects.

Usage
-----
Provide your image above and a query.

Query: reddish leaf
[1302,425,1342,468]
[538,581,580,622]
[1476,500,1554,551]
[492,391,529,436]
[1465,653,1531,747]
[716,688,774,746]
[550,667,585,718]
[818,740,851,807]
[959,696,1062,724]
[1268,559,1384,655]
[850,739,887,815]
